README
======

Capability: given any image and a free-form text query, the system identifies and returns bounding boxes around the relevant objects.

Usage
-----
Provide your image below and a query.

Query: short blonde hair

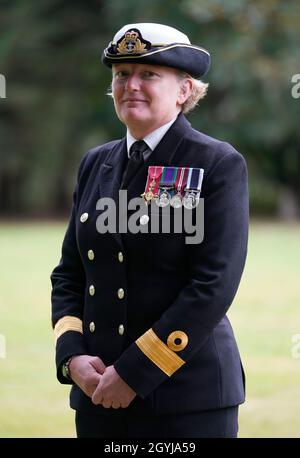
[176,71,209,114]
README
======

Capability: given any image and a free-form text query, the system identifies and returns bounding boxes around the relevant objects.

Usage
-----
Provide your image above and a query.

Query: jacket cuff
[114,328,185,398]
[55,331,87,384]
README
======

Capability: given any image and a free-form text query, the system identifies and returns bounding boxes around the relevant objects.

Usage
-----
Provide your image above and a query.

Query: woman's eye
[143,71,156,78]
[115,71,128,78]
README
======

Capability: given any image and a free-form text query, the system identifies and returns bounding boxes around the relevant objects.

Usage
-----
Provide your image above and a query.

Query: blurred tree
[0,0,110,216]
[0,0,299,217]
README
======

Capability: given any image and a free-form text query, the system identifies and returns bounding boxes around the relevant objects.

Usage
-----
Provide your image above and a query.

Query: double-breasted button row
[89,321,124,336]
[88,250,123,262]
[89,284,125,300]
[81,222,123,263]
[82,211,125,337]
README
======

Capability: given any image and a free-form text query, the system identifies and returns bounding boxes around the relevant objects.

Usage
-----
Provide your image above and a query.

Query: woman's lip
[123,99,147,102]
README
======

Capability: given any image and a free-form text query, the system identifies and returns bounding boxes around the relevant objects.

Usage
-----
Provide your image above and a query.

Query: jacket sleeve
[51,156,89,384]
[114,145,249,398]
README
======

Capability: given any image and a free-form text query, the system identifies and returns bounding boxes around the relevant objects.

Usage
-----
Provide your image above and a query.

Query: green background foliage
[0,0,300,217]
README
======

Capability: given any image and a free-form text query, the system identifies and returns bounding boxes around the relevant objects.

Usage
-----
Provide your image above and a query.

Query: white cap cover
[102,23,211,78]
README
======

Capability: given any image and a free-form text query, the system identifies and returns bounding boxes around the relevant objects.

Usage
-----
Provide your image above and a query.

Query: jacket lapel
[98,138,127,248]
[149,112,191,166]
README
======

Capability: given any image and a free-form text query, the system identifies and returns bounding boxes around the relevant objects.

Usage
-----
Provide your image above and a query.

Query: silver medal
[182,192,199,209]
[156,190,171,207]
[170,193,182,208]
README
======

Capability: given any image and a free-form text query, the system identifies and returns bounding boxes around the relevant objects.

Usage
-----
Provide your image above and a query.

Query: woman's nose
[125,74,141,91]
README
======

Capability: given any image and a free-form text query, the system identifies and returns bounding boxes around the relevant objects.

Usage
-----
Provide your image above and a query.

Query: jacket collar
[104,112,191,169]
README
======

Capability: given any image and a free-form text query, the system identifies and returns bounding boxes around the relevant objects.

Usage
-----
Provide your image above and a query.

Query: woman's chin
[122,110,150,125]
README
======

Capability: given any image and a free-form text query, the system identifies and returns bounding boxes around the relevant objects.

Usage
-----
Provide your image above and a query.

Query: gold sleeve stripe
[54,316,83,342]
[135,328,185,377]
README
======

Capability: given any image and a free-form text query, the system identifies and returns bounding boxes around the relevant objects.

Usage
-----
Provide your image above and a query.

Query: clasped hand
[69,355,136,409]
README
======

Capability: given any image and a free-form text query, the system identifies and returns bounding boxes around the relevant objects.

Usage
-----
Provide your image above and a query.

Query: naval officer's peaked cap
[102,23,211,78]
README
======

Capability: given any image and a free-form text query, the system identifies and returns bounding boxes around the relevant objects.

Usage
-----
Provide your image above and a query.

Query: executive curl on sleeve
[114,148,249,398]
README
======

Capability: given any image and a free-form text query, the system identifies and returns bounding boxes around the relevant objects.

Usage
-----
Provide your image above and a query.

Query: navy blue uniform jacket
[51,113,249,417]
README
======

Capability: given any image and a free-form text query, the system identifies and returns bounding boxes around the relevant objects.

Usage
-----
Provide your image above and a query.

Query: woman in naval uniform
[51,23,249,438]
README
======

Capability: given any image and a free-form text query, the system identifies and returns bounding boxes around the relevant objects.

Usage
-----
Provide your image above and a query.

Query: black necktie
[121,140,149,189]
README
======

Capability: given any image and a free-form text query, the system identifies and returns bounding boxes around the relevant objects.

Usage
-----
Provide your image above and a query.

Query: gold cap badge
[108,28,152,56]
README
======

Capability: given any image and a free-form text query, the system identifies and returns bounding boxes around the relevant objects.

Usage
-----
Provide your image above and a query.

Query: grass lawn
[0,221,299,437]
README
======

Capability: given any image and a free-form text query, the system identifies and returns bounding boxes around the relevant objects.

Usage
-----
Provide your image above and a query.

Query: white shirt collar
[126,116,177,157]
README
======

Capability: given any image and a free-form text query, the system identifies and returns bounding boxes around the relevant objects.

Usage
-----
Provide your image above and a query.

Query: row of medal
[141,166,204,209]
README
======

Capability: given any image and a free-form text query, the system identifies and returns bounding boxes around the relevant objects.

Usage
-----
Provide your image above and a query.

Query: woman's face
[112,63,185,136]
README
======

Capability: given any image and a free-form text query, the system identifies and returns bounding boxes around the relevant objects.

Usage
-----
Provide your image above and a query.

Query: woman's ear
[177,78,193,105]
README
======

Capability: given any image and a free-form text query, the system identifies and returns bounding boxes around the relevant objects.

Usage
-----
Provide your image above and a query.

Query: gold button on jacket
[89,322,95,333]
[117,288,124,299]
[89,285,95,296]
[88,250,95,260]
[80,212,89,223]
